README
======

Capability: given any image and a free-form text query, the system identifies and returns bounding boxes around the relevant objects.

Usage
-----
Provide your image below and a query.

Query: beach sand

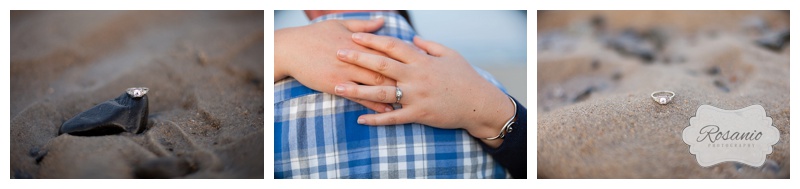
[537,11,789,178]
[10,11,264,178]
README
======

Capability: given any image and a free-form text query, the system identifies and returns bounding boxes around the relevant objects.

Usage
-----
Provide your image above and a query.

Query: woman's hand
[274,18,396,113]
[332,33,516,147]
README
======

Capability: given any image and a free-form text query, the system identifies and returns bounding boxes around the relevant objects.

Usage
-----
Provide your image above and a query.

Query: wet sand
[10,11,264,178]
[537,11,789,178]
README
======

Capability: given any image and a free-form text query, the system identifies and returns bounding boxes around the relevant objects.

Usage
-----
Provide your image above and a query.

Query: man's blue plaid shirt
[274,11,509,179]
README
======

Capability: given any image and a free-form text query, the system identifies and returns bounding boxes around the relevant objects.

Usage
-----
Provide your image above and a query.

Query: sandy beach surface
[537,11,789,178]
[10,11,264,178]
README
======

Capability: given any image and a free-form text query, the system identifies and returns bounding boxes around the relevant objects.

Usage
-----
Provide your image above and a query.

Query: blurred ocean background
[275,10,527,106]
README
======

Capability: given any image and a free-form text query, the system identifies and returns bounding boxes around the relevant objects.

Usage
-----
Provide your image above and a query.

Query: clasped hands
[275,18,515,146]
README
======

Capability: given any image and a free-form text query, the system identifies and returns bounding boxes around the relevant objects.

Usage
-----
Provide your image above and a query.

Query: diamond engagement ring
[395,87,403,104]
[126,87,149,98]
[651,91,675,105]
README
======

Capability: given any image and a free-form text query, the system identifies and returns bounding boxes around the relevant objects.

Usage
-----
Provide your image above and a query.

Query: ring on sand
[126,87,149,98]
[651,91,675,105]
[395,87,403,104]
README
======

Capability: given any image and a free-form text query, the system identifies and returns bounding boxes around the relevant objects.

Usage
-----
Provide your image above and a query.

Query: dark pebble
[250,78,261,86]
[134,157,194,179]
[590,15,606,32]
[607,29,656,63]
[28,147,40,157]
[733,162,745,172]
[60,92,148,136]
[637,50,654,63]
[714,80,730,93]
[642,28,669,51]
[706,66,720,75]
[573,87,594,102]
[14,169,33,179]
[611,71,622,81]
[761,159,780,174]
[29,147,48,164]
[591,59,600,70]
[756,29,790,52]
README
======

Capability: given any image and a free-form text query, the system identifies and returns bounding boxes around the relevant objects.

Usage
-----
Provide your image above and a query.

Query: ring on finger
[395,87,403,104]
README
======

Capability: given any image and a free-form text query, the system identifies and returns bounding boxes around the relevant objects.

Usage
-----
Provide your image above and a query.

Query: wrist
[465,89,516,148]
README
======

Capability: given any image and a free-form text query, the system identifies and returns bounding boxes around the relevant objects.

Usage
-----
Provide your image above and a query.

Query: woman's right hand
[274,18,397,113]
[333,33,517,148]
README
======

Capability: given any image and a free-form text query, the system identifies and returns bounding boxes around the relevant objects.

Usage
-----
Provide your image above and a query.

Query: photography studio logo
[682,105,779,167]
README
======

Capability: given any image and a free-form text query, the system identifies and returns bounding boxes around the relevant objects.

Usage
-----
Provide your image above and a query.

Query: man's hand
[275,18,397,113]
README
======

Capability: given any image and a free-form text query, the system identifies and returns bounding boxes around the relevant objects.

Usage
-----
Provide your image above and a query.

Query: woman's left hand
[333,33,516,145]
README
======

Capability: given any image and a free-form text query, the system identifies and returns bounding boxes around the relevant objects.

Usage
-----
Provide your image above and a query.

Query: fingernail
[337,49,348,58]
[357,118,365,124]
[384,107,393,112]
[334,85,345,94]
[352,33,363,41]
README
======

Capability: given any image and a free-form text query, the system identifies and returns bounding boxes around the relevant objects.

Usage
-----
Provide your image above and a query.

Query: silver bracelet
[484,96,517,140]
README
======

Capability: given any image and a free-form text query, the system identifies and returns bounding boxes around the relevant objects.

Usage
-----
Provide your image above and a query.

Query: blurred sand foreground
[10,11,264,178]
[537,11,788,178]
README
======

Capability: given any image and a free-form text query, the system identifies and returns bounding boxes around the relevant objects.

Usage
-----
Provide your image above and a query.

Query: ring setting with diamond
[126,87,149,98]
[395,87,403,104]
[651,91,675,105]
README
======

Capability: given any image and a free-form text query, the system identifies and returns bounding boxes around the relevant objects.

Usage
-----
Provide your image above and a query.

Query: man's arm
[273,18,396,113]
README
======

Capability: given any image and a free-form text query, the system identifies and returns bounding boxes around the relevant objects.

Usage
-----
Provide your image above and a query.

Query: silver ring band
[395,87,403,104]
[651,90,675,105]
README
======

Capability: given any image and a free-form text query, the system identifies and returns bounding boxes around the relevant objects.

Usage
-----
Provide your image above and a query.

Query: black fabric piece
[60,92,149,136]
[478,96,527,179]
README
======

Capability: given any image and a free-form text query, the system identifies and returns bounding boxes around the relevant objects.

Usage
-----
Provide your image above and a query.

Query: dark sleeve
[478,96,527,179]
